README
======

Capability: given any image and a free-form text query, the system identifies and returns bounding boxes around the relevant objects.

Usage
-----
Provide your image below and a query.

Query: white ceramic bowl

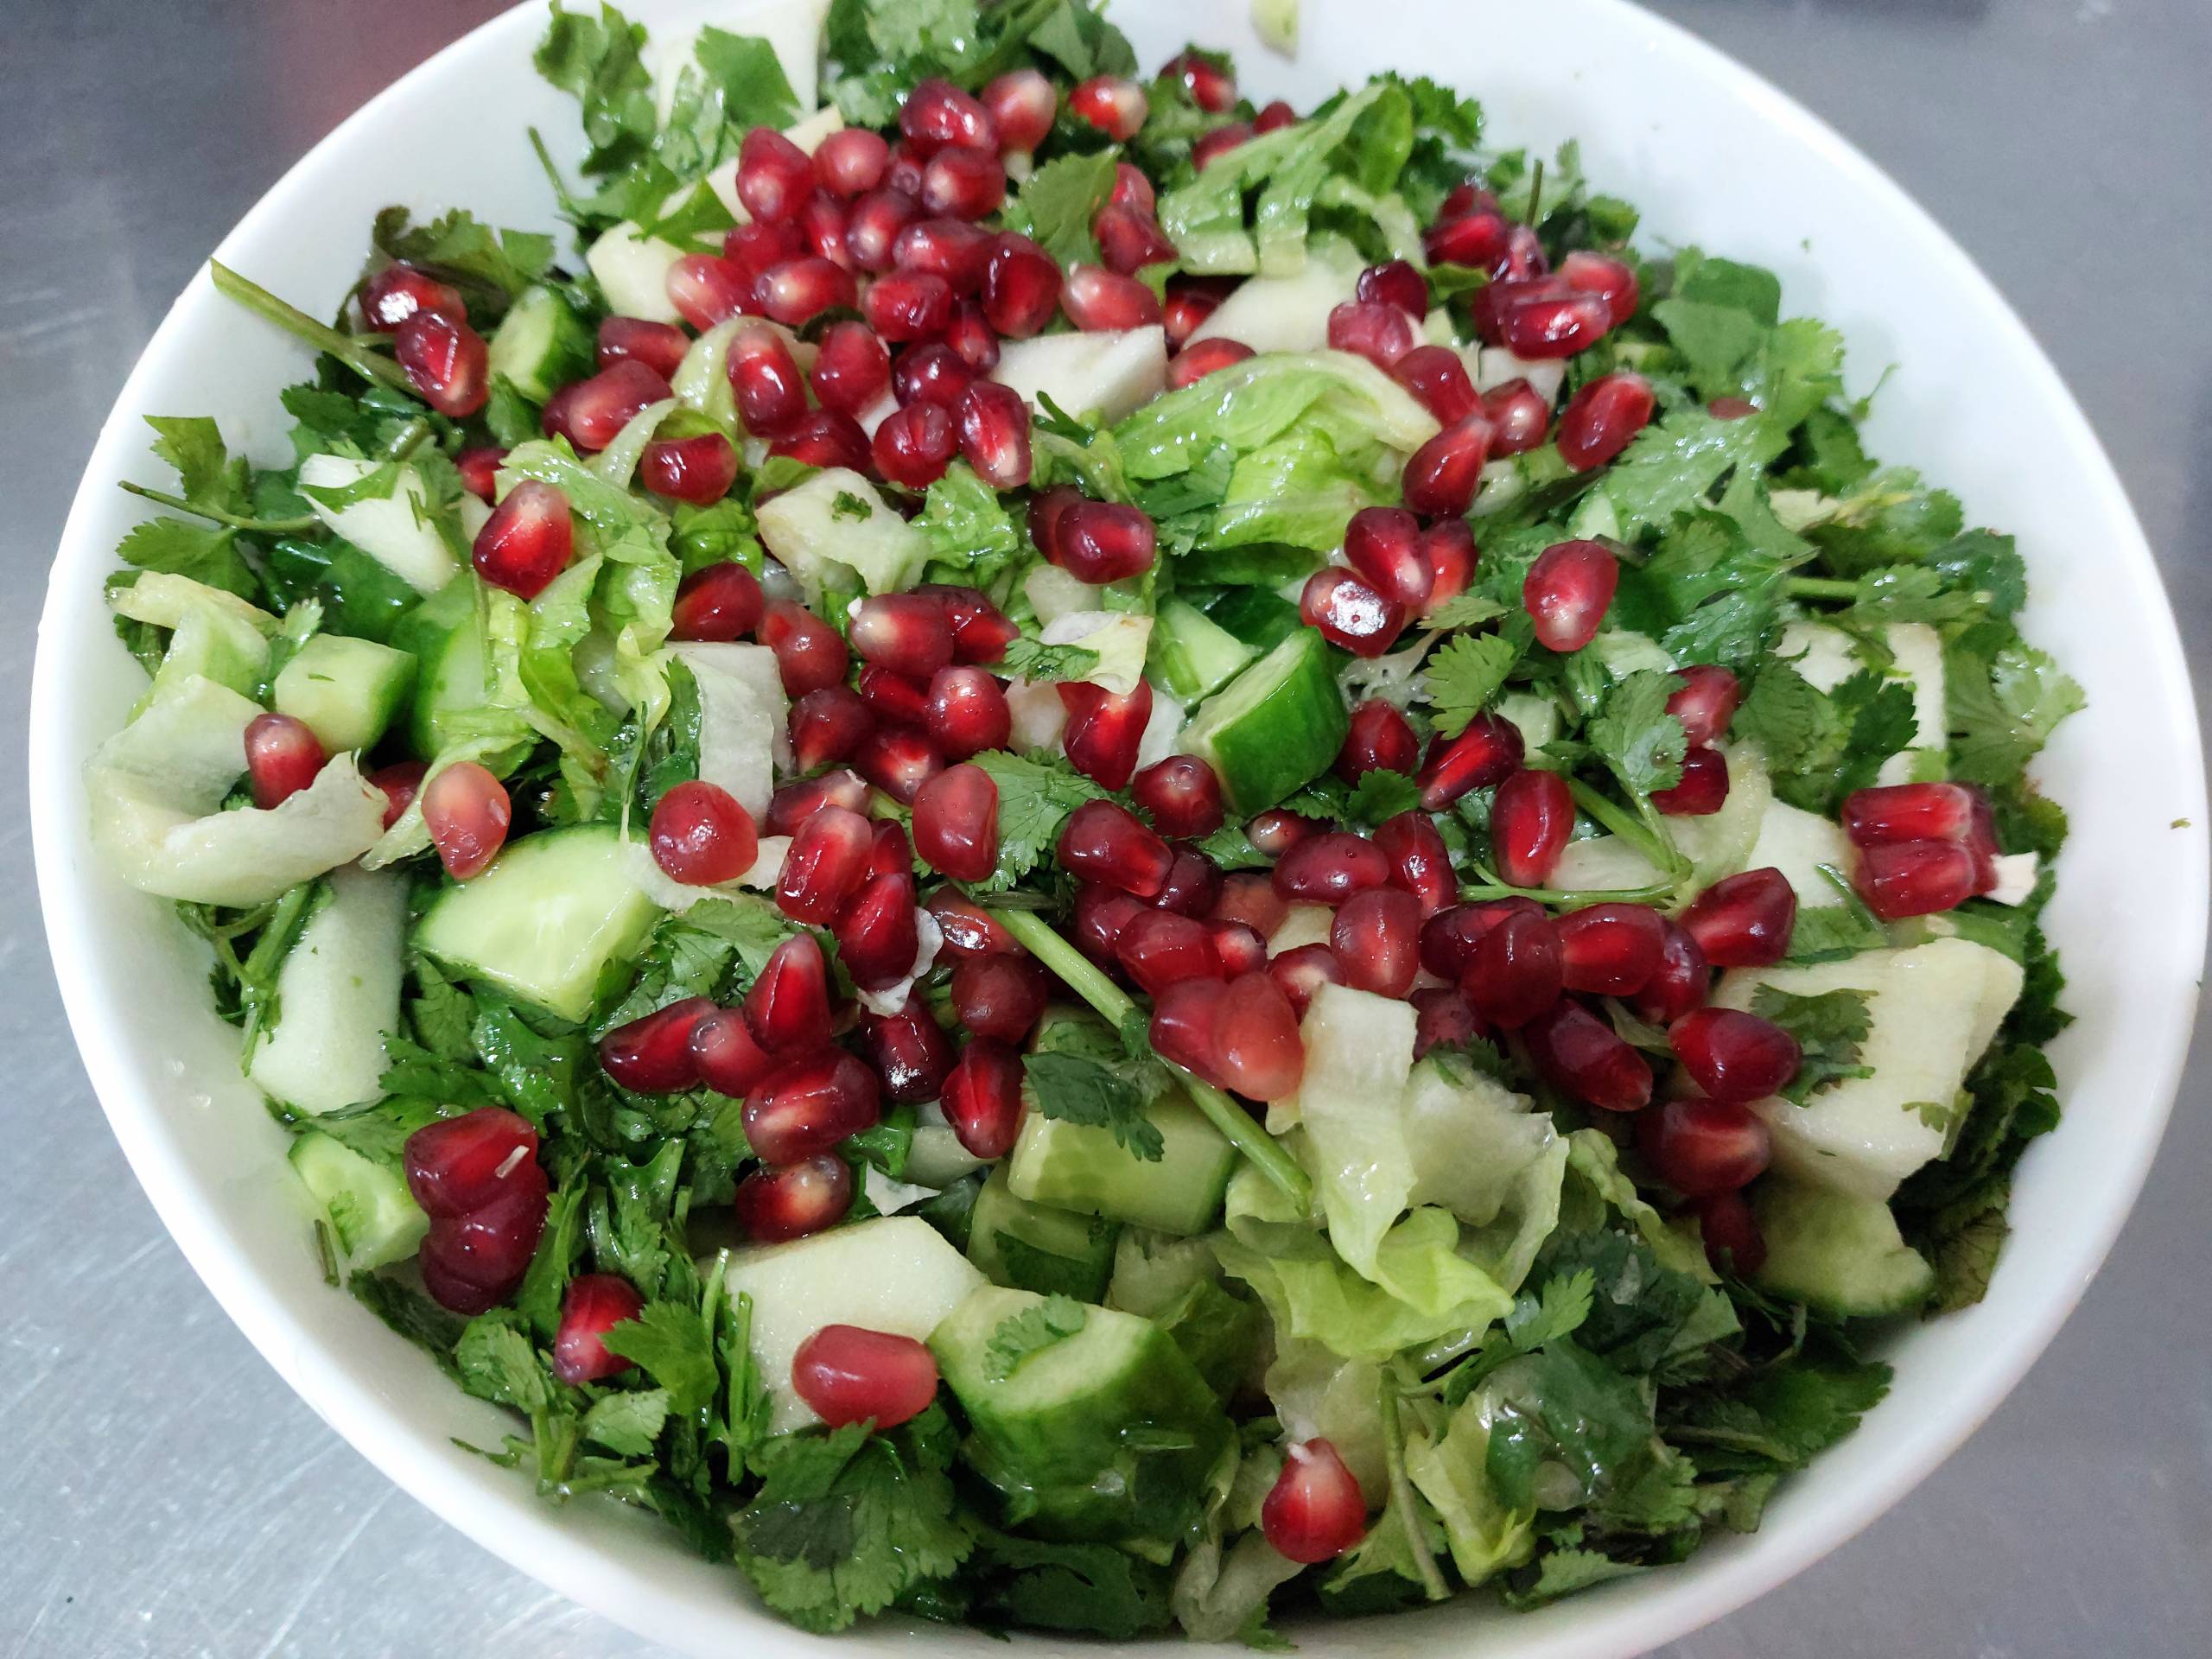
[29,1,2207,1653]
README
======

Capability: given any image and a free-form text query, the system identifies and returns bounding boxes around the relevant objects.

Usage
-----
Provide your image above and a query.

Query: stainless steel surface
[3,1,2206,1653]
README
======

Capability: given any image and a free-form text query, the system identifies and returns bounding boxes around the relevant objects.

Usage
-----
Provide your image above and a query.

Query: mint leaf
[1425,632,1518,737]
[1751,984,1874,1103]
[983,1293,1089,1380]
[1020,1051,1164,1161]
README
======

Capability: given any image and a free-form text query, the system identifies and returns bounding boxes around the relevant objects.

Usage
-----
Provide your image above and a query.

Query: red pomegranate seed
[1437,181,1498,220]
[1417,714,1526,810]
[1419,897,1540,979]
[1523,999,1652,1111]
[736,125,814,221]
[1330,888,1422,997]
[1055,500,1158,583]
[844,187,920,272]
[1105,161,1153,214]
[766,770,868,836]
[1154,849,1224,918]
[1162,282,1224,346]
[1402,414,1493,517]
[1355,259,1427,317]
[886,141,927,197]
[799,189,854,270]
[850,594,954,677]
[950,955,1048,1044]
[1393,344,1480,425]
[775,807,874,925]
[243,713,323,808]
[835,870,922,989]
[1211,920,1267,977]
[893,341,976,409]
[1059,679,1154,790]
[1421,519,1477,614]
[690,1006,775,1096]
[1076,881,1147,966]
[873,400,960,488]
[857,665,929,727]
[1667,665,1741,747]
[360,263,464,332]
[1168,336,1255,390]
[471,479,573,599]
[724,217,804,282]
[913,586,1015,666]
[1466,275,1563,346]
[1842,782,1986,847]
[1629,921,1709,1026]
[1213,972,1307,1099]
[547,359,671,453]
[1344,506,1433,611]
[1213,872,1291,938]
[1134,755,1227,837]
[1654,746,1730,816]
[1425,208,1513,272]
[639,433,738,505]
[649,779,758,886]
[865,269,954,343]
[1412,986,1484,1057]
[957,380,1033,488]
[813,125,890,197]
[809,321,892,416]
[403,1107,538,1220]
[1338,701,1419,782]
[1482,378,1552,456]
[1060,264,1163,332]
[941,1038,1027,1160]
[1247,810,1323,859]
[1696,1190,1767,1275]
[1117,909,1226,994]
[929,890,1022,958]
[791,1324,939,1428]
[1557,372,1656,472]
[1460,908,1562,1027]
[728,325,807,438]
[599,996,713,1093]
[1191,122,1252,170]
[923,665,1012,758]
[860,995,955,1104]
[1560,249,1640,327]
[1669,1007,1801,1107]
[868,817,912,879]
[943,301,1001,372]
[368,760,426,830]
[746,1047,881,1163]
[393,311,488,417]
[1058,798,1173,896]
[1162,49,1236,111]
[895,217,995,294]
[982,67,1056,153]
[900,77,995,156]
[911,763,999,883]
[1272,830,1390,904]
[743,936,833,1058]
[1496,289,1611,359]
[1325,300,1419,371]
[1026,486,1082,563]
[549,1273,645,1385]
[1639,1096,1772,1198]
[1300,568,1407,658]
[423,761,510,879]
[759,598,851,696]
[1554,902,1666,995]
[734,1154,853,1243]
[664,253,751,331]
[1375,810,1454,915]
[771,407,872,471]
[454,446,505,504]
[419,1166,548,1312]
[1854,839,1985,918]
[1523,538,1618,652]
[1094,202,1178,275]
[1070,75,1147,140]
[921,146,1007,219]
[854,723,944,805]
[1681,868,1797,966]
[1255,99,1299,132]
[1262,1440,1367,1564]
[754,257,858,327]
[671,562,765,643]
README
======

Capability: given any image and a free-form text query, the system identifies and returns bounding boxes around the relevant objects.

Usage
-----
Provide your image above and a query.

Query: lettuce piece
[521,554,620,754]
[1159,85,1388,274]
[1114,351,1437,482]
[1264,1338,1388,1501]
[1403,1396,1537,1586]
[1564,1130,1718,1284]
[1205,423,1394,552]
[109,571,276,704]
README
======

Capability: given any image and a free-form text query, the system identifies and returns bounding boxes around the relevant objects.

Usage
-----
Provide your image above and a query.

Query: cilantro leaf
[1020,1051,1164,1161]
[370,207,555,308]
[1603,407,1775,539]
[1425,632,1518,737]
[1751,985,1874,1103]
[969,752,1106,891]
[1006,150,1119,268]
[989,637,1102,682]
[1502,1547,1643,1609]
[1947,635,2083,786]
[581,1387,670,1456]
[1586,669,1688,800]
[1425,591,1510,630]
[983,1293,1089,1380]
[145,415,245,513]
[601,1300,720,1415]
[1344,768,1423,826]
[114,518,260,601]
[1732,660,1842,775]
[1504,1268,1595,1351]
[457,1312,555,1414]
[966,1529,1175,1638]
[1784,869,1889,963]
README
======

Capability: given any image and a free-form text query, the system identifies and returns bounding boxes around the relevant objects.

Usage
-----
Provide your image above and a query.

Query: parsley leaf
[969,751,1106,891]
[1020,1051,1164,1161]
[1751,985,1874,1103]
[983,1293,1089,1380]
[1586,669,1688,800]
[1425,632,1518,736]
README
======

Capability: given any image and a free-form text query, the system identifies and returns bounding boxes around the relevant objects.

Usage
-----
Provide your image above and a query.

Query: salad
[85,0,2083,1637]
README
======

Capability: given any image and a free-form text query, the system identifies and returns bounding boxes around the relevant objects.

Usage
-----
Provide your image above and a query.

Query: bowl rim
[29,0,2208,1654]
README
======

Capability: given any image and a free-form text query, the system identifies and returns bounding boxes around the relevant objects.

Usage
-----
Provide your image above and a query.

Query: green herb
[1424,632,1518,736]
[1750,985,1874,1103]
[1020,1052,1164,1161]
[968,751,1107,891]
[983,1294,1089,1380]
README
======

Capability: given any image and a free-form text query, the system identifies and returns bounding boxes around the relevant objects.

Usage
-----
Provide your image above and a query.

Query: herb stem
[985,905,1313,1210]
[1378,1383,1451,1602]
[117,480,320,535]
[1785,575,1859,602]
[208,258,420,397]
[1567,776,1688,887]
[381,416,435,461]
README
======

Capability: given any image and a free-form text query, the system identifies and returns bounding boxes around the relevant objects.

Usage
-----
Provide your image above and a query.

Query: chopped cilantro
[983,1294,1089,1380]
[1020,1051,1164,1161]
[1751,985,1874,1103]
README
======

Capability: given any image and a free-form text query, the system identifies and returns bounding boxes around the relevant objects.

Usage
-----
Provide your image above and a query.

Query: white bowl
[29,0,2207,1653]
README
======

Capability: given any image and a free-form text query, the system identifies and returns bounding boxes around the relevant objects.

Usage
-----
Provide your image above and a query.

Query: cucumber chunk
[289,1131,427,1269]
[387,576,496,763]
[486,284,595,403]
[296,457,458,594]
[271,633,416,755]
[1006,1090,1235,1236]
[586,220,685,325]
[248,867,407,1115]
[967,1166,1119,1300]
[1180,628,1349,814]
[930,1285,1234,1542]
[1750,1179,1935,1317]
[1150,599,1260,702]
[414,825,663,1021]
[1201,584,1303,651]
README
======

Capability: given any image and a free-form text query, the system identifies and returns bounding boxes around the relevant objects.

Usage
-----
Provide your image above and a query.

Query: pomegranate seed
[1255,99,1298,132]
[360,264,464,332]
[746,1047,881,1163]
[728,325,809,438]
[754,257,858,327]
[950,955,1048,1044]
[854,723,944,804]
[403,1107,538,1219]
[1058,799,1173,897]
[548,1273,645,1385]
[873,400,960,488]
[1420,897,1539,980]
[1854,839,1985,918]
[860,995,955,1104]
[868,817,912,879]
[1842,782,1987,847]
[1482,378,1552,456]
[1134,755,1226,838]
[1357,259,1428,317]
[736,125,815,221]
[1153,849,1224,918]
[1164,50,1236,111]
[1267,942,1340,1017]
[454,446,504,503]
[671,562,765,643]
[1055,500,1158,584]
[1272,830,1390,904]
[1338,701,1419,782]
[771,408,872,471]
[1162,282,1224,346]
[639,433,738,505]
[1076,881,1147,966]
[1070,75,1147,140]
[849,594,953,677]
[929,890,1022,958]
[810,124,888,197]
[835,871,922,989]
[1168,337,1255,390]
[471,479,573,599]
[599,996,713,1093]
[809,321,892,416]
[893,341,976,409]
[912,588,1014,670]
[1326,300,1421,371]
[423,761,510,879]
[857,666,929,728]
[776,808,874,925]
[1213,873,1292,940]
[791,1324,940,1428]
[1665,665,1741,747]
[844,187,921,272]
[1639,1096,1773,1199]
[900,77,995,156]
[647,779,755,886]
[801,191,855,269]
[1525,998,1654,1111]
[943,301,1001,372]
[911,763,1000,883]
[1496,289,1611,359]
[922,146,1007,219]
[1418,714,1526,810]
[865,268,954,343]
[1094,203,1178,275]
[1557,372,1656,472]
[368,760,426,830]
[1344,506,1433,611]
[895,218,995,294]
[394,312,488,416]
[419,1165,547,1312]
[1401,415,1493,517]
[1438,184,1500,223]
[1375,810,1454,915]
[1211,920,1267,977]
[1421,519,1478,614]
[735,1154,853,1243]
[242,713,323,808]
[766,770,868,836]
[1192,123,1253,171]
[885,142,927,197]
[1669,1008,1800,1109]
[1058,680,1154,791]
[1460,909,1563,1027]
[1425,208,1512,272]
[1262,1439,1366,1563]
[1696,1190,1767,1275]
[725,218,805,282]
[665,253,753,331]
[1413,986,1484,1057]
[760,598,851,696]
[1503,223,1551,281]
[1246,809,1324,859]
[942,1038,1027,1160]
[1330,888,1422,997]
[1554,902,1665,995]
[1629,921,1709,1026]
[1394,344,1481,425]
[743,938,834,1058]
[1060,264,1164,333]
[1560,250,1640,327]
[982,67,1057,153]
[1523,538,1618,652]
[919,665,1009,758]
[1300,568,1407,658]
[1117,908,1226,994]
[1681,868,1797,966]
[690,1006,775,1096]
[1467,276,1565,346]
[957,380,1033,488]
[1026,486,1082,563]
[1110,162,1155,214]
[1654,746,1730,816]
[1212,972,1307,1099]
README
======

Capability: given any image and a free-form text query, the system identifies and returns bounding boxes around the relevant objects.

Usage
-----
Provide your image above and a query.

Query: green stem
[1785,575,1859,602]
[381,417,435,461]
[118,480,319,535]
[1378,1384,1451,1602]
[1567,777,1687,880]
[985,906,1313,1210]
[208,259,419,396]
[1457,872,1680,909]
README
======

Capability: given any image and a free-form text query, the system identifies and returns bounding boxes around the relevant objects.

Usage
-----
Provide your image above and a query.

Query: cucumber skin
[272,633,416,754]
[387,576,480,760]
[1150,600,1259,702]
[1751,1180,1936,1318]
[1201,585,1303,650]
[968,1167,1119,1301]
[1007,1095,1236,1236]
[288,1132,426,1269]
[1182,628,1350,814]
[486,286,594,403]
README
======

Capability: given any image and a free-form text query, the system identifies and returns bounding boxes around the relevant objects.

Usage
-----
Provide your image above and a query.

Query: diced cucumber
[930,1285,1234,1541]
[991,327,1168,423]
[967,1166,1119,1300]
[1151,1278,1265,1402]
[271,633,416,755]
[414,825,663,1021]
[586,220,685,324]
[1106,1229,1224,1318]
[1749,1179,1935,1317]
[1249,0,1300,55]
[248,867,407,1115]
[289,1130,427,1269]
[1150,599,1260,702]
[387,576,499,763]
[1180,629,1349,814]
[1200,584,1303,651]
[296,457,458,594]
[486,284,595,403]
[753,467,930,599]
[1497,690,1561,752]
[1187,243,1363,353]
[728,1215,987,1433]
[1025,563,1103,626]
[1549,746,1770,893]
[1266,903,1335,957]
[907,1102,991,1189]
[1589,629,1673,679]
[1006,1090,1236,1236]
